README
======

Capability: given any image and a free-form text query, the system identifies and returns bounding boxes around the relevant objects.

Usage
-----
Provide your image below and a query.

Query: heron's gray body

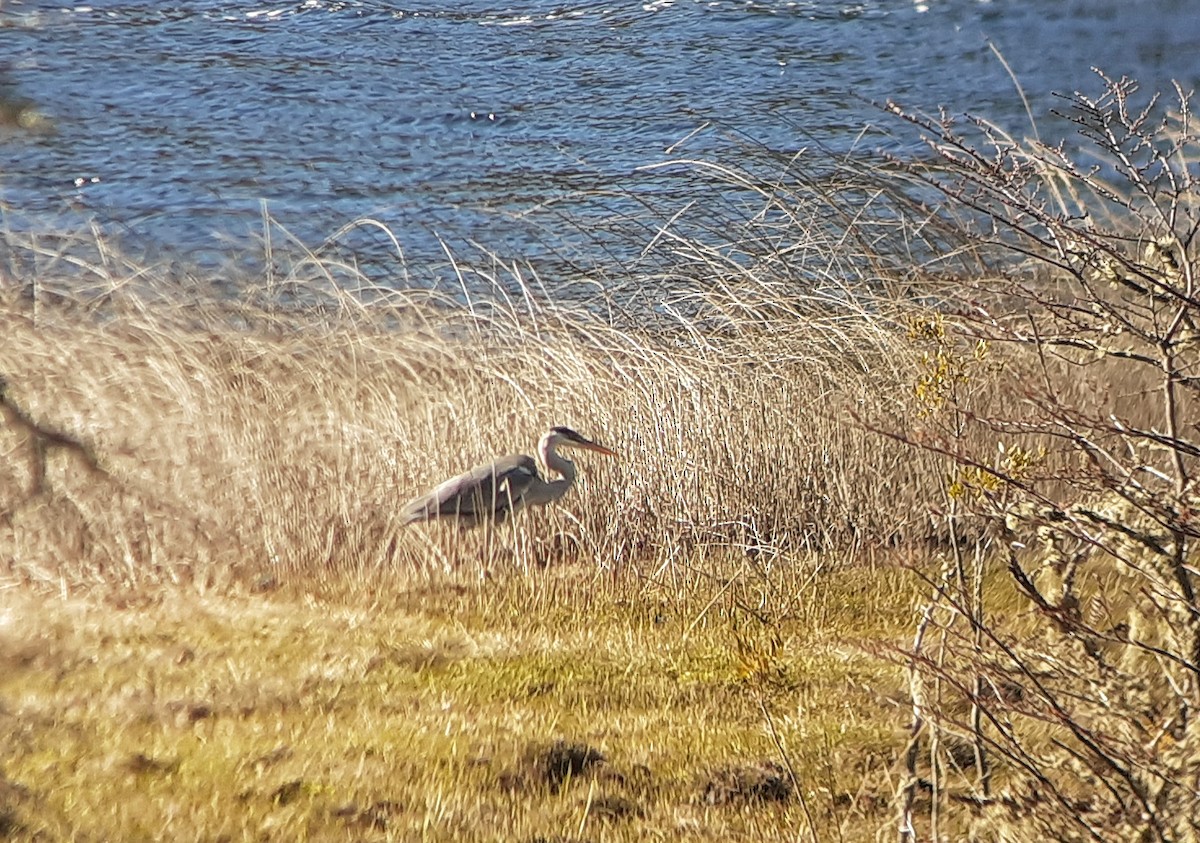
[399,454,543,527]
[399,426,615,528]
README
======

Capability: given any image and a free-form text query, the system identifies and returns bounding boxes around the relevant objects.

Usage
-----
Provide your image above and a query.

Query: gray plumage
[399,426,617,527]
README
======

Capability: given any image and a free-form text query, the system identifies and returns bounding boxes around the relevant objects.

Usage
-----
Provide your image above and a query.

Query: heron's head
[544,425,618,458]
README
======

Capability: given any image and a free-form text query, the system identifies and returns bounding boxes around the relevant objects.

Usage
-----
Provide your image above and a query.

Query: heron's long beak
[578,439,618,458]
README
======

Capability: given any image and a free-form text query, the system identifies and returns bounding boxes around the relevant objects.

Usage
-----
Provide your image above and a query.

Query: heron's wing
[400,454,540,526]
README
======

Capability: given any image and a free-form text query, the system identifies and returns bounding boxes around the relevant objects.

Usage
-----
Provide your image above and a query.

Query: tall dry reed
[0,193,947,591]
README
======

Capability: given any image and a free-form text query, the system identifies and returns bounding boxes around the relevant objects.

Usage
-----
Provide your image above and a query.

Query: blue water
[2,0,1199,278]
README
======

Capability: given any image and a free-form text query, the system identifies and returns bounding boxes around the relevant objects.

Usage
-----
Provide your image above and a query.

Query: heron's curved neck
[540,436,577,484]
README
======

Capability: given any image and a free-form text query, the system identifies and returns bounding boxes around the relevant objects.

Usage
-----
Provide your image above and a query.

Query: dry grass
[0,566,919,842]
[0,214,950,590]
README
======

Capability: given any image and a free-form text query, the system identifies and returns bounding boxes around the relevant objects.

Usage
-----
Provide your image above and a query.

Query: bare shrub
[883,74,1200,841]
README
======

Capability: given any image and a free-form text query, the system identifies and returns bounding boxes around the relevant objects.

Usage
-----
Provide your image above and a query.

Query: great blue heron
[399,426,617,527]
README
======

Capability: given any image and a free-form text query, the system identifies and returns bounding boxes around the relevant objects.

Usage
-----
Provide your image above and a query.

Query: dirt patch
[700,760,792,805]
[503,739,650,827]
[269,779,306,806]
[123,752,180,776]
[502,739,607,794]
[331,799,405,831]
[0,775,32,836]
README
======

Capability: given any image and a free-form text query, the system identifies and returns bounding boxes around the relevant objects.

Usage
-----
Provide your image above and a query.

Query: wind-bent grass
[0,205,950,591]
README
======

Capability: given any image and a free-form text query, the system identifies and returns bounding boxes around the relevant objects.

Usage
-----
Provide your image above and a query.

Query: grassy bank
[1,568,923,842]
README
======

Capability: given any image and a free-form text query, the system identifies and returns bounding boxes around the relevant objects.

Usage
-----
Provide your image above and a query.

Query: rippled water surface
[2,0,1199,273]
